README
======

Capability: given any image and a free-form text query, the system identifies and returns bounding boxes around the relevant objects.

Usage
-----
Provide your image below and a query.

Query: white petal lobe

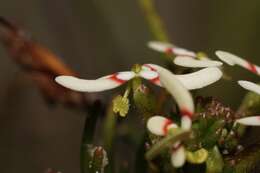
[139,70,159,80]
[147,41,173,52]
[215,50,246,66]
[236,116,260,126]
[148,64,194,118]
[116,71,136,81]
[147,116,173,136]
[174,56,223,68]
[55,75,124,92]
[176,67,223,90]
[171,146,186,168]
[173,48,196,57]
[238,80,260,95]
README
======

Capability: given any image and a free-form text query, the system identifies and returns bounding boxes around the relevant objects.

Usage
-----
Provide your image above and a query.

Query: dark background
[0,0,259,173]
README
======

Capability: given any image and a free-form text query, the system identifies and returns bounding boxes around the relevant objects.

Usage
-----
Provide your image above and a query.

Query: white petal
[174,56,223,68]
[171,146,186,168]
[236,116,260,126]
[148,64,194,120]
[216,50,260,74]
[147,41,174,52]
[139,70,159,80]
[173,48,196,57]
[116,71,136,81]
[147,116,177,136]
[238,80,260,95]
[55,72,135,92]
[181,116,192,130]
[176,67,223,90]
[215,50,238,66]
[139,69,162,86]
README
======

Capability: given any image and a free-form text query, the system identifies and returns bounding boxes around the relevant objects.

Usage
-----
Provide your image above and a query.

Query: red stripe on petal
[165,48,173,55]
[109,73,127,84]
[247,62,257,73]
[180,108,193,118]
[150,76,160,85]
[163,119,173,135]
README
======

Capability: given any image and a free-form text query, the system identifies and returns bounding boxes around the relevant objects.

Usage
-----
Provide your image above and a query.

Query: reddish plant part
[0,17,87,107]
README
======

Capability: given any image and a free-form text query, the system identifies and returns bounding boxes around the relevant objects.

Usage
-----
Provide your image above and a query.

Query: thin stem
[138,0,170,42]
[145,128,190,160]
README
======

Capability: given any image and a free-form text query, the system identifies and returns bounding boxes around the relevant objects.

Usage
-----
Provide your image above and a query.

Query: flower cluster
[55,40,260,168]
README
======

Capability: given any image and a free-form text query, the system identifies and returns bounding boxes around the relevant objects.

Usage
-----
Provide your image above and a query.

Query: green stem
[138,0,170,42]
[145,128,190,160]
[81,102,105,173]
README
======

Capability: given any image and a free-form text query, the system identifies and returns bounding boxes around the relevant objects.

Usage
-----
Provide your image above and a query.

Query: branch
[0,16,100,108]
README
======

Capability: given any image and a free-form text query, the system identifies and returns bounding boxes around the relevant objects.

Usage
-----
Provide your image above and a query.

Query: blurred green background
[0,0,259,173]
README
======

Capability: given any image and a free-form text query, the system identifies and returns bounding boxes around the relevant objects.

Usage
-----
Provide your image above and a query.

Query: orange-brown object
[0,17,88,108]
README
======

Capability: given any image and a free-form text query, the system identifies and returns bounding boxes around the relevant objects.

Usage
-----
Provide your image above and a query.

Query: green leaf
[202,120,225,148]
[206,146,224,173]
[238,91,260,116]
[133,82,156,120]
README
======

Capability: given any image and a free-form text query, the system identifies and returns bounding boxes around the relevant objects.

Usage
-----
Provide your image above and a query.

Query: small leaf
[186,148,208,164]
[206,146,224,173]
[112,95,130,117]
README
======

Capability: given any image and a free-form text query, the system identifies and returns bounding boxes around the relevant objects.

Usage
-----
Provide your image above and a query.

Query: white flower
[142,64,223,90]
[147,116,186,168]
[56,64,223,93]
[55,67,159,92]
[147,41,223,68]
[145,64,194,130]
[215,50,260,75]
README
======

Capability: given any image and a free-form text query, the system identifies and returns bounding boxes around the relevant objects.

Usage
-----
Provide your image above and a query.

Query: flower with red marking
[55,67,159,92]
[142,64,223,90]
[147,116,186,168]
[215,50,260,75]
[56,64,223,93]
[147,41,223,68]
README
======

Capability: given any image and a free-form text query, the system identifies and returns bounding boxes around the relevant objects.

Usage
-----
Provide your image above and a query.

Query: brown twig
[0,17,98,108]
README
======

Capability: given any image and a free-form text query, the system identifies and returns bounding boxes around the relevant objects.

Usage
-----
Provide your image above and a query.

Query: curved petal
[55,72,135,92]
[174,56,223,68]
[145,64,223,90]
[176,67,223,90]
[148,64,194,129]
[147,41,196,57]
[172,47,196,57]
[147,41,174,53]
[147,116,177,136]
[139,69,162,86]
[236,116,260,126]
[216,50,260,75]
[171,146,186,168]
[181,115,192,131]
[238,80,260,95]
